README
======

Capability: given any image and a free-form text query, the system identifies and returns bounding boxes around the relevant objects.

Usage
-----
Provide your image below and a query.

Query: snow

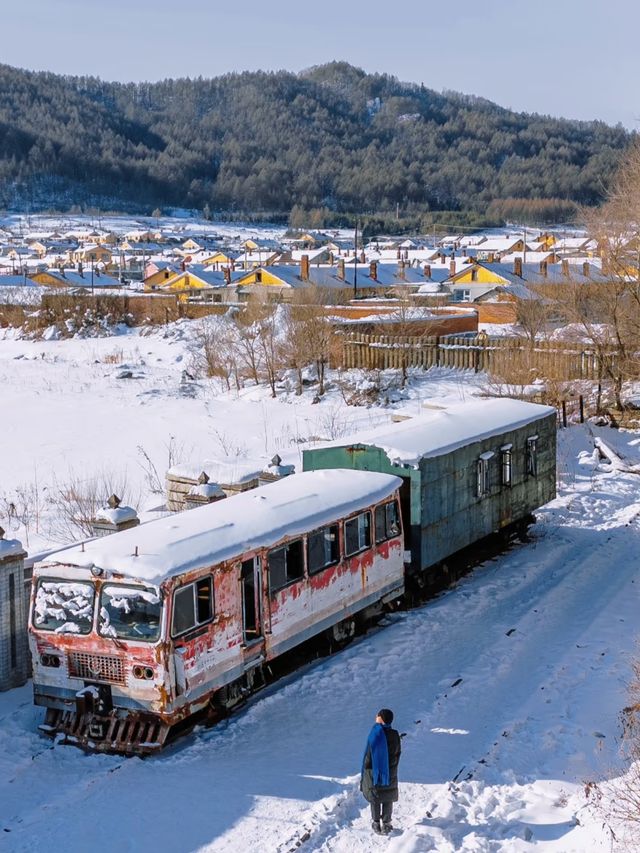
[188,482,226,499]
[94,505,138,524]
[40,470,402,585]
[313,398,555,467]
[1,423,639,850]
[0,537,24,558]
[0,300,639,851]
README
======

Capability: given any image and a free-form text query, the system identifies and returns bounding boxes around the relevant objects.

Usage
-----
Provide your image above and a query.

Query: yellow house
[145,269,228,301]
[27,241,47,258]
[69,244,113,264]
[30,270,78,288]
[143,265,182,289]
[449,263,511,286]
[233,266,299,288]
[535,232,557,251]
[202,251,239,268]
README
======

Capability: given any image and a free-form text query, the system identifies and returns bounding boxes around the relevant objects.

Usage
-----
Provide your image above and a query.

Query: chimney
[539,260,547,277]
[328,251,334,266]
[582,261,590,278]
[449,259,456,277]
[423,264,432,279]
[337,258,345,281]
[181,259,186,272]
[369,260,378,281]
[562,259,570,278]
[223,266,231,284]
[514,257,523,277]
[397,260,406,281]
[396,248,401,259]
[360,250,366,264]
[488,252,495,263]
[300,254,310,281]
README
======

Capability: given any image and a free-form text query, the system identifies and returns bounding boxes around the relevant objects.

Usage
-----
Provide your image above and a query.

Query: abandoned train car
[29,470,404,753]
[303,398,556,579]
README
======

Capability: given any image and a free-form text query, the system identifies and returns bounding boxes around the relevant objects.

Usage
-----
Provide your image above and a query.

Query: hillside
[0,61,631,218]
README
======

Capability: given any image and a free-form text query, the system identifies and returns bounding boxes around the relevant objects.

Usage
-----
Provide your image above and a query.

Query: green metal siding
[302,411,557,576]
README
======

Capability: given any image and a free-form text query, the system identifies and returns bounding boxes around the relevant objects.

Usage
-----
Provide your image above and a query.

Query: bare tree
[571,141,640,409]
[46,469,140,543]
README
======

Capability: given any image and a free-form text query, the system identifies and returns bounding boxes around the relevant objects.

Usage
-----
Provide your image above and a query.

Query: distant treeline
[0,61,631,222]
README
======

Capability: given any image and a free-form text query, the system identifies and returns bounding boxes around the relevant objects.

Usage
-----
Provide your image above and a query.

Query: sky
[3,0,639,129]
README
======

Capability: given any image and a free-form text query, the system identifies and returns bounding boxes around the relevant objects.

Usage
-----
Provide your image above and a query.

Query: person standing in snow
[360,708,401,835]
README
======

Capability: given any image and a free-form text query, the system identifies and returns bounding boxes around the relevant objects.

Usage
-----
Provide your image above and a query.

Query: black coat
[360,726,401,804]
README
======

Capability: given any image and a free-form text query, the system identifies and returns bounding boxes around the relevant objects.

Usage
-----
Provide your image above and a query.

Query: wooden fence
[340,333,613,382]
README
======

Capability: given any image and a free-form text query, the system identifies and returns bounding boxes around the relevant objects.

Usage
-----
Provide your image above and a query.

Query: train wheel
[326,617,356,650]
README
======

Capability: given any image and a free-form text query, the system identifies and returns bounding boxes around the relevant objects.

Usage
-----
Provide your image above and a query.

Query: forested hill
[0,61,631,219]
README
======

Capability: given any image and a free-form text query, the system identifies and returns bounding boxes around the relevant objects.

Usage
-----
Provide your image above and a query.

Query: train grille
[68,652,126,685]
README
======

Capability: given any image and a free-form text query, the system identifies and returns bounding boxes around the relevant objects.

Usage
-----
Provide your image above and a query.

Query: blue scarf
[363,723,390,786]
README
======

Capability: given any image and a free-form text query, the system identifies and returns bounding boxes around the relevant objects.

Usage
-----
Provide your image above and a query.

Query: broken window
[268,539,304,593]
[344,512,371,557]
[33,579,95,635]
[526,435,538,477]
[99,585,162,642]
[375,500,401,544]
[307,524,340,574]
[171,577,213,638]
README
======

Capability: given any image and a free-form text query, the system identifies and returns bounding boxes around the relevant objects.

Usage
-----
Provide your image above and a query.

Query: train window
[33,579,94,635]
[268,539,304,593]
[375,501,400,543]
[171,577,213,638]
[307,524,340,574]
[99,585,162,642]
[477,451,494,498]
[526,436,538,477]
[501,445,512,486]
[344,511,371,557]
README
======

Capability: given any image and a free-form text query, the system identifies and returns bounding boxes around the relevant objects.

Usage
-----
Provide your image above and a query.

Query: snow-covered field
[0,321,638,852]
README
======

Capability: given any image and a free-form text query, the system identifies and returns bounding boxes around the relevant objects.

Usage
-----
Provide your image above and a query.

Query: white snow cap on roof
[322,398,554,467]
[39,470,402,585]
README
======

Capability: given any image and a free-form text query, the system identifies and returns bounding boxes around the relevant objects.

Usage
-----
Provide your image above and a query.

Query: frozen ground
[0,322,638,852]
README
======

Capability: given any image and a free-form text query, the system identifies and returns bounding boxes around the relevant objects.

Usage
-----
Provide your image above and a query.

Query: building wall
[476,303,518,324]
[0,547,30,691]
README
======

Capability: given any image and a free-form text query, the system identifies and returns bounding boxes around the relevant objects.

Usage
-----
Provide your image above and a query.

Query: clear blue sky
[4,0,638,128]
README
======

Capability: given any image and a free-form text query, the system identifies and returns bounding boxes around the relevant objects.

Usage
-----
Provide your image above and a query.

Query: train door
[241,557,264,646]
[398,476,412,550]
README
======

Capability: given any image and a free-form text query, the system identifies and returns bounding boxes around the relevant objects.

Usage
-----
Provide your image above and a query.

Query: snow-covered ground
[0,321,638,851]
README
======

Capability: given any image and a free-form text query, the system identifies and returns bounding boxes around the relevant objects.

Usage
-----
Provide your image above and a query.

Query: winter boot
[371,820,382,834]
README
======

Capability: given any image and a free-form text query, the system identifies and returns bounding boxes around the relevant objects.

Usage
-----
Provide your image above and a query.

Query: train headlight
[41,654,61,668]
[132,665,154,680]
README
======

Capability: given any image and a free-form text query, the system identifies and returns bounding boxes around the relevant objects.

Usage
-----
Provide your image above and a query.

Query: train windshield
[98,585,161,643]
[33,580,95,634]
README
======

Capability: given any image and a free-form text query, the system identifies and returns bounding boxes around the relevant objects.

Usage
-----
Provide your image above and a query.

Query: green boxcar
[303,399,556,576]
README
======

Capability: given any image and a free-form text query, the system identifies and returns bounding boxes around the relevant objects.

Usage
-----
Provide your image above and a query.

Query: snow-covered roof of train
[310,399,555,468]
[38,470,402,585]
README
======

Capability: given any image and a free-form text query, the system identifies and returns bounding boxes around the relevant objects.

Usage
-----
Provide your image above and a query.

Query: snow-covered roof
[310,399,554,467]
[39,470,401,585]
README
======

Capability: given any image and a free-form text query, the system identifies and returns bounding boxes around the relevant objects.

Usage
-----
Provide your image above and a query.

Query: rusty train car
[29,470,405,753]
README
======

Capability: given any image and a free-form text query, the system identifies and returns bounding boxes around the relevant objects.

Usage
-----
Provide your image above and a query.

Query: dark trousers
[370,800,393,824]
